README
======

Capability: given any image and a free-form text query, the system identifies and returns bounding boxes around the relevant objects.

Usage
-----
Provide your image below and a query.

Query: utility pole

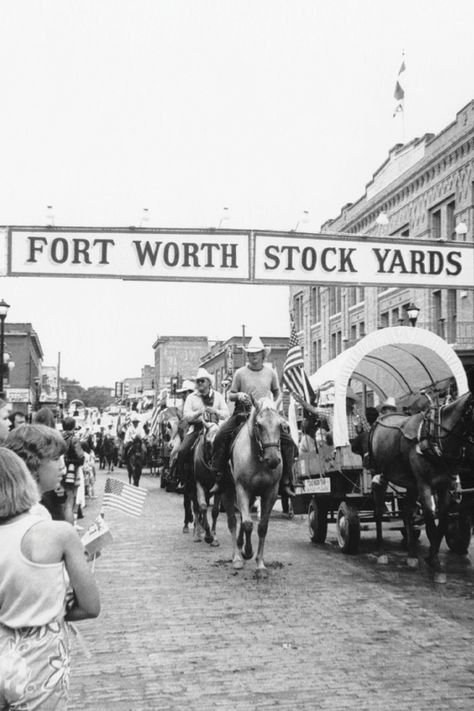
[56,352,61,412]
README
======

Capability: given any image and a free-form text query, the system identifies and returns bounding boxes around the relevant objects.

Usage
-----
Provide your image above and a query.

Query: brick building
[152,335,209,393]
[290,100,474,393]
[3,323,43,414]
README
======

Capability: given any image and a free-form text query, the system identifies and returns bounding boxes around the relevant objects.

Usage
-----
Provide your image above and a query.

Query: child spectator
[0,448,100,709]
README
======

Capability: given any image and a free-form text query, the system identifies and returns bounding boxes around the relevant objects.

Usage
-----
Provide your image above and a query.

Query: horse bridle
[252,420,281,463]
[421,397,474,459]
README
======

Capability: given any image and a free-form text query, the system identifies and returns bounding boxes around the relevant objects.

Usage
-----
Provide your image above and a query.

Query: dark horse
[125,437,147,487]
[102,435,118,472]
[222,396,283,579]
[370,391,474,582]
[191,421,221,546]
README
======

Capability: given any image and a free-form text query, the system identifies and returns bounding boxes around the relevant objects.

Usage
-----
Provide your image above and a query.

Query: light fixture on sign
[140,208,149,228]
[455,222,468,239]
[218,207,230,229]
[46,205,55,228]
[294,210,310,232]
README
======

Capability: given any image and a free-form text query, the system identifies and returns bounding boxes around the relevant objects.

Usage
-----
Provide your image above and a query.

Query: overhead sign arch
[2,226,473,288]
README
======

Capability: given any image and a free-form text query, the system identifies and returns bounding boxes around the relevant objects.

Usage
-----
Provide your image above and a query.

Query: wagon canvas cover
[309,326,468,448]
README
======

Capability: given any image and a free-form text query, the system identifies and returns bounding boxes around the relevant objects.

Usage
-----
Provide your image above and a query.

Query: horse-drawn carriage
[292,326,473,558]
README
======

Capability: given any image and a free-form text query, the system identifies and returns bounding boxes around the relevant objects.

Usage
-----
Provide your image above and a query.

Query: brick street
[69,469,474,711]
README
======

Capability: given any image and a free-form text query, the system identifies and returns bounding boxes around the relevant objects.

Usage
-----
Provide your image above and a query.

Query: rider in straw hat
[176,368,229,489]
[210,336,296,498]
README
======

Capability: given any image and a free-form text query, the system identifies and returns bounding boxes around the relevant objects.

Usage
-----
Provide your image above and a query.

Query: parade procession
[1,2,474,710]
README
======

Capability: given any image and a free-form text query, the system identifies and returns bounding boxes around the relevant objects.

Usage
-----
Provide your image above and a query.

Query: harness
[368,396,473,465]
[251,417,281,464]
[416,398,474,462]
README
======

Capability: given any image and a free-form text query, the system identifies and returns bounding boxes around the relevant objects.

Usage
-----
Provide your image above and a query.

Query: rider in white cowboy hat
[210,336,296,498]
[176,367,229,489]
[379,396,397,414]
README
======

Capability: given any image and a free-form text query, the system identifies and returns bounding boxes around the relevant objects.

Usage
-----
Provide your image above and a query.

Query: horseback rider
[176,368,229,487]
[123,415,144,462]
[209,335,296,499]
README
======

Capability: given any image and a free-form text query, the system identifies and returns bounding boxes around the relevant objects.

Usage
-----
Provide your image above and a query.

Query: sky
[0,0,473,387]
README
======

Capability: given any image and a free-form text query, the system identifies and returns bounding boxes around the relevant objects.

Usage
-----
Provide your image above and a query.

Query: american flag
[393,56,406,117]
[102,477,148,517]
[282,323,316,404]
[148,405,161,437]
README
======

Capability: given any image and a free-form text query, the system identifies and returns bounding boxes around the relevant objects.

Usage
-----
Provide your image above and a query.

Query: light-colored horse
[222,396,283,579]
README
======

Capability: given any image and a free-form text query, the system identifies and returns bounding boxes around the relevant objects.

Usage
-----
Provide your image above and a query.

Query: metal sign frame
[2,225,473,289]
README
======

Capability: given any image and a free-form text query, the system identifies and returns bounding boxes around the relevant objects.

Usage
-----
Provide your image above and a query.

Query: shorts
[0,620,70,710]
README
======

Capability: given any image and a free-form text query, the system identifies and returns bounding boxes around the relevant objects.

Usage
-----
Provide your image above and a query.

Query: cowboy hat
[380,396,397,411]
[177,378,195,393]
[195,368,214,387]
[243,335,271,356]
[345,386,359,402]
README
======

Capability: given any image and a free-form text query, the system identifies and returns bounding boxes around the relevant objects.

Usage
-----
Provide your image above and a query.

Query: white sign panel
[9,229,251,283]
[254,231,474,288]
[4,388,31,403]
[6,227,474,287]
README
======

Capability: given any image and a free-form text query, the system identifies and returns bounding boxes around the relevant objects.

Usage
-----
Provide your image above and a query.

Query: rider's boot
[280,475,295,498]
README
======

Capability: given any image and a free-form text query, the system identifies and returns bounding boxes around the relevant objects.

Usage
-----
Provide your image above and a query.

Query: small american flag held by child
[102,477,148,517]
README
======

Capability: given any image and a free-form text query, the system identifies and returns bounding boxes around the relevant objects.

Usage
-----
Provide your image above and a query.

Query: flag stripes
[102,477,148,517]
[282,323,316,403]
[148,405,161,436]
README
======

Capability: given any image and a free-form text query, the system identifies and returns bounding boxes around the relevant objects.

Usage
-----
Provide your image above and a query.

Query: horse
[222,396,284,579]
[369,391,474,582]
[125,436,147,487]
[102,435,118,472]
[191,420,221,546]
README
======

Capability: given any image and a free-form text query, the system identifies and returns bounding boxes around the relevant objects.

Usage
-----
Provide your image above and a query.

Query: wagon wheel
[336,501,360,554]
[308,498,328,544]
[445,513,472,554]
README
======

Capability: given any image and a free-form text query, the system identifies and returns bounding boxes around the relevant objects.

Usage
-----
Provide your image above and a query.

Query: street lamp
[0,299,10,398]
[406,302,420,327]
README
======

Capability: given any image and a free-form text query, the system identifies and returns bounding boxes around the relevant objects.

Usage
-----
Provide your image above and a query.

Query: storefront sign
[4,227,473,288]
[4,388,31,403]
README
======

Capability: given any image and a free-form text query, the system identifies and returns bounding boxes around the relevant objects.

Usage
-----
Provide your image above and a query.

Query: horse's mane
[254,396,277,411]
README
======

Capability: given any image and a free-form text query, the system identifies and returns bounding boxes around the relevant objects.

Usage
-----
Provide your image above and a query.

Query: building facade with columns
[290,100,474,392]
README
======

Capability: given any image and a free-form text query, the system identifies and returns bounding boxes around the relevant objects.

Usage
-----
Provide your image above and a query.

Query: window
[330,331,342,358]
[293,292,304,331]
[447,289,457,342]
[347,287,357,307]
[447,201,455,240]
[359,321,366,338]
[328,287,342,316]
[310,286,321,324]
[358,287,365,302]
[391,307,400,325]
[429,196,455,240]
[431,208,441,240]
[432,290,443,336]
[379,311,389,328]
[311,339,322,372]
[350,324,357,342]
